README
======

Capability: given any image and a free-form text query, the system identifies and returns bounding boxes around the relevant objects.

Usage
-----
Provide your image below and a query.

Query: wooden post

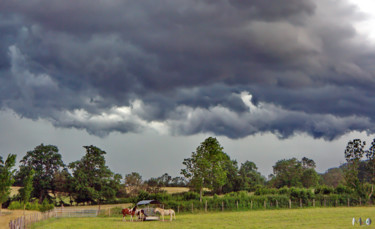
[313,199,315,207]
[335,199,338,207]
[236,201,239,210]
[222,201,224,211]
[300,198,302,208]
[264,200,266,209]
[205,200,207,212]
[289,199,291,209]
[178,205,180,213]
[191,203,194,214]
[276,200,278,208]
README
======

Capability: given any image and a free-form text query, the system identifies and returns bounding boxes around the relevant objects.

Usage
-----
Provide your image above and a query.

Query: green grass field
[30,207,375,229]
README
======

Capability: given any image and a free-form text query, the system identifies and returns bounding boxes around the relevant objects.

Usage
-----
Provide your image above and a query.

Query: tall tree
[344,139,366,193]
[270,157,318,188]
[18,144,65,203]
[365,138,375,201]
[19,169,34,215]
[181,137,230,201]
[0,154,16,215]
[238,161,265,191]
[124,172,144,197]
[69,145,121,209]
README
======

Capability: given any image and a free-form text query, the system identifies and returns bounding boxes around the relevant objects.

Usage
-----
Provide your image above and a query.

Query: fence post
[335,199,338,207]
[236,201,239,210]
[289,199,291,209]
[222,202,224,211]
[205,200,207,212]
[191,203,194,214]
[276,200,278,208]
[313,199,315,207]
[178,205,180,213]
[300,198,302,208]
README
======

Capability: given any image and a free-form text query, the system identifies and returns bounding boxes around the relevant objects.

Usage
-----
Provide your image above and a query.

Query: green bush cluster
[8,199,54,212]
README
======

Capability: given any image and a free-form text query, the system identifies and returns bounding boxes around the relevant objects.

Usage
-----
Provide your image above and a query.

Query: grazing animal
[154,207,176,221]
[135,209,147,221]
[122,206,137,221]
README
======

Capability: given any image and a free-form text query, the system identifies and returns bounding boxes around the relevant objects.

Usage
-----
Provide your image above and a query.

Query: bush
[8,200,54,212]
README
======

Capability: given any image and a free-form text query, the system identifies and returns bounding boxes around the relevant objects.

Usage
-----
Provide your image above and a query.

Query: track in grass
[31,207,375,229]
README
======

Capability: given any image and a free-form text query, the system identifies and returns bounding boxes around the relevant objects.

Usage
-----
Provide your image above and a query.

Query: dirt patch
[0,209,39,229]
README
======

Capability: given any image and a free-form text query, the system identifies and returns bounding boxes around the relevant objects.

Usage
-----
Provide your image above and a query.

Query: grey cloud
[0,0,375,139]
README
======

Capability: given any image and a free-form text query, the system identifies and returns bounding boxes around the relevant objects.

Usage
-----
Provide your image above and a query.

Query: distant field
[160,187,190,194]
[30,207,375,229]
[10,186,21,197]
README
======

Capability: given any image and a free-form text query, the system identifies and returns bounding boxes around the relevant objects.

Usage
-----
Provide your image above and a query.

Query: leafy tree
[238,161,265,191]
[53,169,73,206]
[125,172,144,196]
[270,157,318,188]
[19,169,34,214]
[365,138,375,200]
[158,173,172,187]
[17,144,65,203]
[181,137,230,201]
[321,167,345,187]
[271,158,303,188]
[344,139,366,194]
[0,154,16,214]
[170,176,187,187]
[69,145,121,209]
[222,160,241,193]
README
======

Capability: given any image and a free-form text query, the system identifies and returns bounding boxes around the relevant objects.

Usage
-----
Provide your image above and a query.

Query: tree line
[1,136,375,211]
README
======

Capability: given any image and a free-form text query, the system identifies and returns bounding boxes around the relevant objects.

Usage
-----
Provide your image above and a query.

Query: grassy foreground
[31,207,375,229]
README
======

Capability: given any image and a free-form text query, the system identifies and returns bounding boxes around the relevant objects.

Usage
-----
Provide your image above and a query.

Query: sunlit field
[31,207,375,229]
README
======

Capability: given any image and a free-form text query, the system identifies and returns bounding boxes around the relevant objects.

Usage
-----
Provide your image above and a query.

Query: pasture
[30,207,375,229]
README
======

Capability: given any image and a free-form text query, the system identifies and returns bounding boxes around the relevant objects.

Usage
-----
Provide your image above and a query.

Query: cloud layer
[1,0,375,140]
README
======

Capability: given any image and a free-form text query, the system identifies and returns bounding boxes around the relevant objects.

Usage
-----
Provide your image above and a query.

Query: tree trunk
[368,184,374,204]
[0,202,2,215]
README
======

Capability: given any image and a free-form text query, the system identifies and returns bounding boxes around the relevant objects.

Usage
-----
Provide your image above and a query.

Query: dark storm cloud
[0,0,375,139]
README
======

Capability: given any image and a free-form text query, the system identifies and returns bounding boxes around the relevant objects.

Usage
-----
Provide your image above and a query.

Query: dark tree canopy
[69,145,122,206]
[270,157,319,188]
[181,137,231,201]
[0,154,17,213]
[17,144,65,203]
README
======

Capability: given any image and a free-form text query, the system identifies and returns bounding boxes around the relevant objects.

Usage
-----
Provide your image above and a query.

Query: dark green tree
[181,137,230,201]
[238,161,265,191]
[124,172,144,197]
[17,144,65,203]
[270,157,318,188]
[344,139,366,194]
[19,169,34,214]
[365,138,375,201]
[0,154,16,215]
[69,145,121,209]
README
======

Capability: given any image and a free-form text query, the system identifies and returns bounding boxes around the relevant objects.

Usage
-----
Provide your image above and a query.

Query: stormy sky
[1,0,375,178]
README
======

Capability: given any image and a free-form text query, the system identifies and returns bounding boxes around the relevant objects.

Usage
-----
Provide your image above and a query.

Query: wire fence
[8,208,98,229]
[8,197,373,228]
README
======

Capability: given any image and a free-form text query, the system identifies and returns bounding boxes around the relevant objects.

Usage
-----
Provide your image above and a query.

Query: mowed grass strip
[31,207,375,229]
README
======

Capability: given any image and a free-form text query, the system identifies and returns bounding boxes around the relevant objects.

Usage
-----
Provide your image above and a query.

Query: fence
[8,208,98,229]
[162,196,373,213]
[9,210,54,229]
